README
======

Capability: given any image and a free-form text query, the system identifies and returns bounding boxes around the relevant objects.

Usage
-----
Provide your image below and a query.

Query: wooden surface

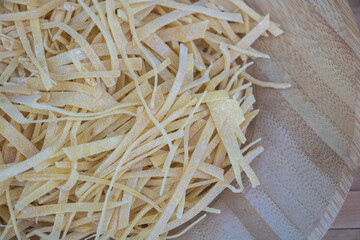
[238,1,360,239]
[331,192,360,228]
[325,229,360,240]
[351,167,360,191]
[323,0,360,239]
[350,0,360,28]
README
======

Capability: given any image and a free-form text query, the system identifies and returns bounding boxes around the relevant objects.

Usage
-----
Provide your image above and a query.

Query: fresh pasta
[0,0,289,239]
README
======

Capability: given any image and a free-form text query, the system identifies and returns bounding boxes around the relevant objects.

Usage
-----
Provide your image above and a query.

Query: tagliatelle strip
[0,0,65,21]
[62,134,124,161]
[0,54,20,84]
[14,180,61,211]
[229,0,283,37]
[17,201,129,219]
[15,20,55,90]
[159,1,244,23]
[156,21,209,43]
[47,43,140,67]
[241,71,292,89]
[0,1,289,239]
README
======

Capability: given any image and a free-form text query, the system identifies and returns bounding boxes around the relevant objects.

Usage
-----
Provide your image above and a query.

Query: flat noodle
[29,4,49,91]
[198,162,224,181]
[210,14,271,77]
[147,119,215,239]
[0,0,289,239]
[0,0,65,21]
[15,180,61,211]
[0,135,64,182]
[226,62,253,91]
[49,190,69,238]
[143,34,179,70]
[112,58,170,101]
[159,1,244,23]
[47,43,140,67]
[208,100,258,187]
[62,134,124,161]
[49,58,142,74]
[156,20,209,42]
[121,1,175,173]
[6,187,21,240]
[118,174,138,230]
[17,202,129,219]
[156,44,188,120]
[15,20,55,90]
[6,94,137,122]
[0,188,22,205]
[19,174,160,213]
[55,161,96,170]
[120,0,159,109]
[0,54,20,84]
[165,146,264,233]
[165,214,207,239]
[77,0,118,87]
[45,92,118,112]
[0,83,40,95]
[49,70,120,81]
[229,0,283,36]
[24,78,102,98]
[41,21,112,86]
[0,115,39,158]
[135,8,193,41]
[242,71,291,89]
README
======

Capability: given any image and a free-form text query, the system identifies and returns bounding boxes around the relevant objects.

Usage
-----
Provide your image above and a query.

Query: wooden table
[323,2,360,239]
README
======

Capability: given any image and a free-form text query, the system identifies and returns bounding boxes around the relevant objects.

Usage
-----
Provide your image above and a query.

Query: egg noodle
[0,0,289,239]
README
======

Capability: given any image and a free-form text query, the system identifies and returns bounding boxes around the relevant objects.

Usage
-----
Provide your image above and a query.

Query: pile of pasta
[0,0,290,239]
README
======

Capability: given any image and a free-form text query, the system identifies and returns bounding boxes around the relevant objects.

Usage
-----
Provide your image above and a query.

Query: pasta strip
[241,72,291,89]
[0,115,39,158]
[15,180,61,211]
[165,146,264,232]
[0,0,65,21]
[159,1,243,23]
[5,187,22,240]
[147,119,215,239]
[229,0,283,36]
[156,21,208,42]
[15,20,55,90]
[0,54,19,84]
[17,202,129,219]
[62,134,124,161]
